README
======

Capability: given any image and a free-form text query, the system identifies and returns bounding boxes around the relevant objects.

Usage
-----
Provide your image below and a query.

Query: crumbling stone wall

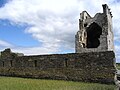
[0,49,116,84]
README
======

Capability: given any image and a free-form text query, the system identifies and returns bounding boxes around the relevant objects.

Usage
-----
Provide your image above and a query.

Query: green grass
[0,76,116,90]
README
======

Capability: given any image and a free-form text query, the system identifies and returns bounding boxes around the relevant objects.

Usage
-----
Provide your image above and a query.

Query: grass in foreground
[0,76,116,90]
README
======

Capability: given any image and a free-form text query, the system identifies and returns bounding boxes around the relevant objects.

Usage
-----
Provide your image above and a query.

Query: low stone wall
[0,51,116,84]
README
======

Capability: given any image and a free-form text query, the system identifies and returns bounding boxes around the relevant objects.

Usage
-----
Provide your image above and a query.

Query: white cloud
[0,0,120,61]
[12,46,59,55]
[0,0,80,54]
[0,40,13,47]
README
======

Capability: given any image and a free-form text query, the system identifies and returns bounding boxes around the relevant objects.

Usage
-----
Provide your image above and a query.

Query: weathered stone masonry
[75,4,114,53]
[0,48,116,84]
[0,4,116,84]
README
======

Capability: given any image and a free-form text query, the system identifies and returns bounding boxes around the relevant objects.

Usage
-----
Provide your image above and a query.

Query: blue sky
[0,0,120,62]
[0,0,6,7]
[0,0,40,47]
[0,19,40,47]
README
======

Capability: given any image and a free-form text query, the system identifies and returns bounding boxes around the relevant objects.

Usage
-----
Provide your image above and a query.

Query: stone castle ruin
[0,4,116,84]
[75,4,114,53]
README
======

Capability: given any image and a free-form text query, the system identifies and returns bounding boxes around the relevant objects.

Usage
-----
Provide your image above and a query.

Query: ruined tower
[75,4,114,53]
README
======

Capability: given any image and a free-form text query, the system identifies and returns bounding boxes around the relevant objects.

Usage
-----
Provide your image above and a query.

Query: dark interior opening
[82,43,85,48]
[10,60,13,67]
[84,23,87,27]
[86,22,102,48]
[65,59,68,67]
[34,60,37,67]
[2,61,4,67]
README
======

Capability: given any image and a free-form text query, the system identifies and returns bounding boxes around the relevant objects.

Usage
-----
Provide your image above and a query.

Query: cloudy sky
[0,0,120,62]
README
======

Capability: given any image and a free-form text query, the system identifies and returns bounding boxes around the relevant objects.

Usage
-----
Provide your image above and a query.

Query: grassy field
[0,76,116,90]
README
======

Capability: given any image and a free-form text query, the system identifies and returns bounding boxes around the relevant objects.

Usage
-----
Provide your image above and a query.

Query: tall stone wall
[0,50,116,84]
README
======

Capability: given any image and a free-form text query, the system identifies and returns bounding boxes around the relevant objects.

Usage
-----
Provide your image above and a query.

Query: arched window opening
[86,22,102,48]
